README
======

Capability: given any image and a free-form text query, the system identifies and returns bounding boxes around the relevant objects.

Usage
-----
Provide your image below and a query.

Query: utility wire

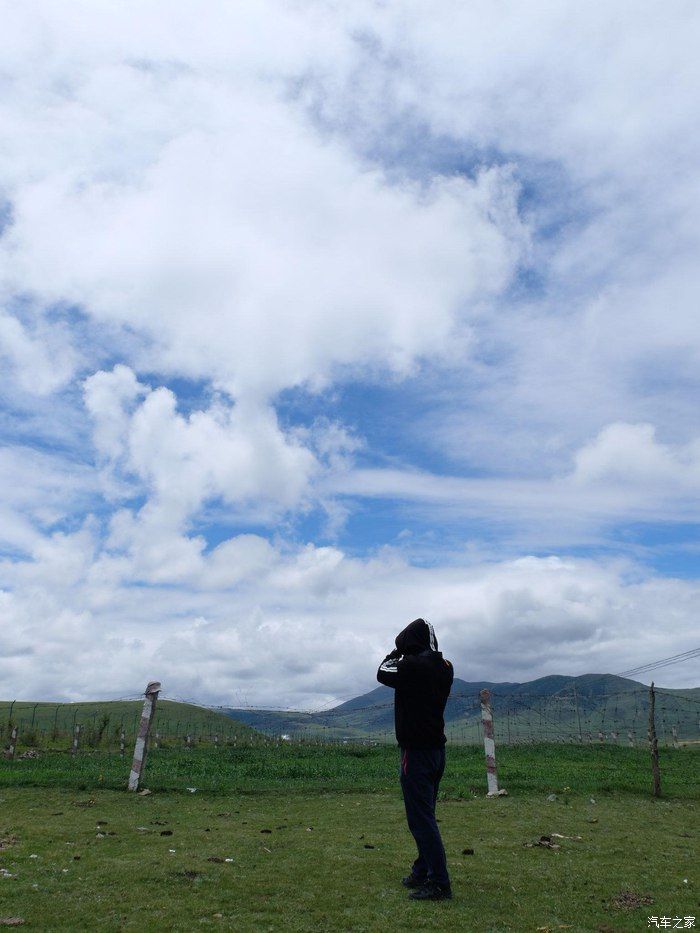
[617,647,700,678]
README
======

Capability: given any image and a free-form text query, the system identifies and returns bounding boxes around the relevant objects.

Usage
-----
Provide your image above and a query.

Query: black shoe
[408,881,453,901]
[401,874,428,888]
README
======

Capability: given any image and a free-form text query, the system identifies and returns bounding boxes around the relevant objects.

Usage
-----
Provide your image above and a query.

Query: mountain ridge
[224,672,700,742]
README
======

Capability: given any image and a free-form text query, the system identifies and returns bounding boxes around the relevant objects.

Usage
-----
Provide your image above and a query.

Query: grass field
[1,743,698,798]
[1,700,256,749]
[0,745,698,931]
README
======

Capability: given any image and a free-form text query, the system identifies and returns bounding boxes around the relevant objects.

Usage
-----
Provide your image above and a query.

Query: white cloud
[1,539,698,703]
[0,445,96,553]
[0,3,526,400]
[0,310,78,395]
[309,2,700,480]
[83,365,321,582]
[0,2,698,703]
[328,422,700,529]
[572,422,700,489]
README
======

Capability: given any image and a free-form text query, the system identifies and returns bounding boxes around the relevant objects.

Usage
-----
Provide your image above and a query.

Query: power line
[617,647,700,678]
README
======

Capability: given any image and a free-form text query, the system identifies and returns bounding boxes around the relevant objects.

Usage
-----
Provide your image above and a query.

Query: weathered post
[572,684,583,742]
[213,733,219,750]
[671,725,679,749]
[479,689,505,797]
[7,726,18,759]
[627,730,635,747]
[71,724,81,755]
[648,682,661,798]
[128,681,161,792]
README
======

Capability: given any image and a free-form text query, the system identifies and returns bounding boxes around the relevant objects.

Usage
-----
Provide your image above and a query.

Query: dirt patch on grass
[610,890,654,910]
[174,870,202,881]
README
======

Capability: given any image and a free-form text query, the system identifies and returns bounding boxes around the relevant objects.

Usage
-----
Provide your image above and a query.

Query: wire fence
[2,685,699,754]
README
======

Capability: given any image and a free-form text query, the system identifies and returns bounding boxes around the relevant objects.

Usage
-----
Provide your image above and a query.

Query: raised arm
[377,649,402,688]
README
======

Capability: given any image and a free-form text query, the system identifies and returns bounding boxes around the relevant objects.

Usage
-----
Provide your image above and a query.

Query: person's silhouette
[377,618,454,900]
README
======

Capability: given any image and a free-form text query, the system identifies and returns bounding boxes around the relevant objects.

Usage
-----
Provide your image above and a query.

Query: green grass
[0,745,697,930]
[1,743,698,799]
[0,786,697,931]
[1,700,256,749]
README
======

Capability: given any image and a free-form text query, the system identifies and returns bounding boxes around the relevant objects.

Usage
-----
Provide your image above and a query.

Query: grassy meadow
[1,700,257,750]
[0,743,698,931]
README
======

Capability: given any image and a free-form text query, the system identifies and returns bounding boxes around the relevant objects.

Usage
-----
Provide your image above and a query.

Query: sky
[1,1,699,706]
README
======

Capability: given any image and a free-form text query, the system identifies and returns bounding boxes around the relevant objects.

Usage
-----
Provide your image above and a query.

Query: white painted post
[154,731,160,750]
[71,724,81,755]
[186,734,192,749]
[119,729,126,757]
[628,731,635,747]
[128,681,161,792]
[479,689,505,797]
[7,726,18,759]
[213,733,219,750]
[671,725,679,748]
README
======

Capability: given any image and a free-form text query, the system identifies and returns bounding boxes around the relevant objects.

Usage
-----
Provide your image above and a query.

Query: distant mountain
[224,674,700,744]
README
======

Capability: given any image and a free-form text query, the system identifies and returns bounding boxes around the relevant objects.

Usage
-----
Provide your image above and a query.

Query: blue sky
[0,1,699,704]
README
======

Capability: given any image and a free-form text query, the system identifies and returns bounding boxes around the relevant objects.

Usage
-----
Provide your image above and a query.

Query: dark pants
[399,746,449,886]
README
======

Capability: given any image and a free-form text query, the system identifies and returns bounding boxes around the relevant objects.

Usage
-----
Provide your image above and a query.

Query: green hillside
[226,674,700,745]
[1,699,258,749]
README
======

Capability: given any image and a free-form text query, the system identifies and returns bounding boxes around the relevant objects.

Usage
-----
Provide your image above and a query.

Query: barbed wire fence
[2,684,698,753]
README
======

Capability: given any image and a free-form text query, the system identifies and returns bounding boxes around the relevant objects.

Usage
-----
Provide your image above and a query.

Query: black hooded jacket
[376,618,454,749]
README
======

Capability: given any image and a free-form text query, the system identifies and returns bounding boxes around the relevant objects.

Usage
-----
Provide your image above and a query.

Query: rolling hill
[225,674,700,745]
[2,698,258,747]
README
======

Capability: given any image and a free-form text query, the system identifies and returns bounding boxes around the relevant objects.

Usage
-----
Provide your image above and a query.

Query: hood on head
[395,618,438,655]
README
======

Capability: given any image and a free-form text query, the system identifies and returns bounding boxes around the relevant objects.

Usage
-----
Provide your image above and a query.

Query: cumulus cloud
[320,2,700,481]
[0,3,526,400]
[1,541,698,703]
[82,365,324,581]
[572,422,700,489]
[0,2,698,701]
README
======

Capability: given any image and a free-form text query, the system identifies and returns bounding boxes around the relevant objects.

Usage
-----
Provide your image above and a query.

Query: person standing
[377,618,454,901]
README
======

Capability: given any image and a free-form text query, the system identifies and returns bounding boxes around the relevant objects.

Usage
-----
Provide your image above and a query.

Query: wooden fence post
[571,684,583,742]
[119,728,126,757]
[71,724,81,755]
[479,689,505,797]
[7,726,18,760]
[648,682,661,798]
[128,681,161,792]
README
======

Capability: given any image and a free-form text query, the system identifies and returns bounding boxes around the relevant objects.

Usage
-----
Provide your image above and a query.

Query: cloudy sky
[1,1,699,705]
